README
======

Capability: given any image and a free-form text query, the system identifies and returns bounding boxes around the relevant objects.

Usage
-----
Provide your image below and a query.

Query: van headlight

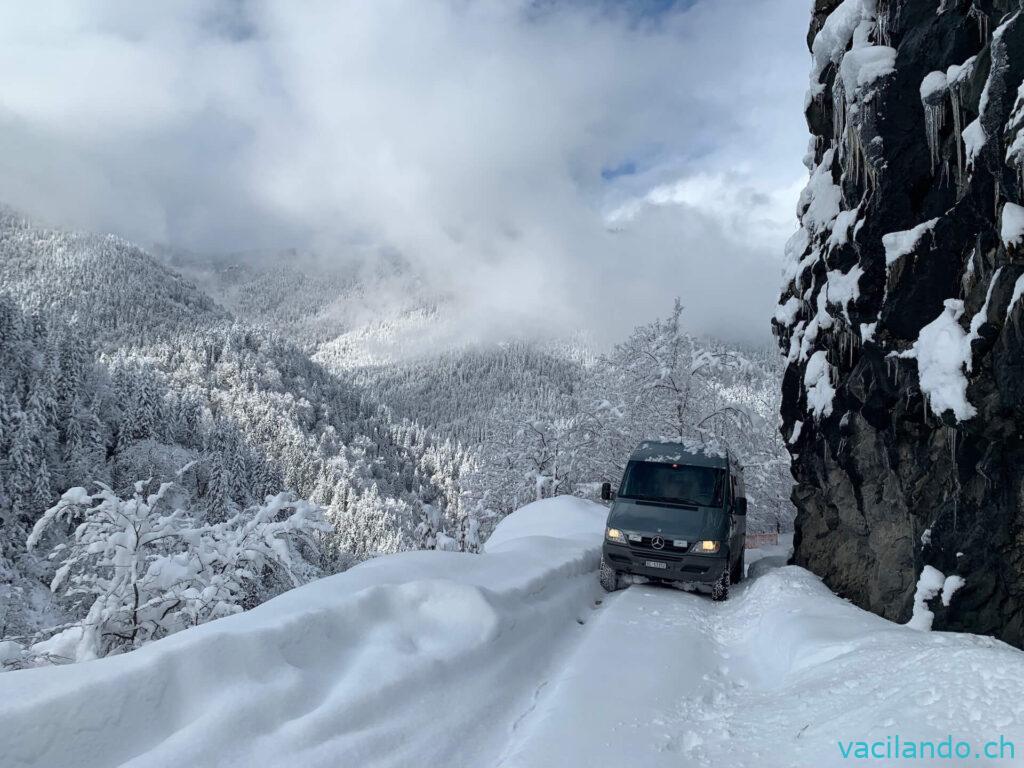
[605,527,625,543]
[695,540,720,554]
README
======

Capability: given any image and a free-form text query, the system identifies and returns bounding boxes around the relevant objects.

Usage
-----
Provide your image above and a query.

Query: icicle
[876,0,903,45]
[968,3,989,43]
[941,157,952,189]
[950,84,966,193]
[833,78,847,160]
[961,246,977,295]
[924,102,945,173]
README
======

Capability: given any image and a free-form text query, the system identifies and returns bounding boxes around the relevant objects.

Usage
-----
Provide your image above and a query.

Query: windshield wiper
[626,494,704,507]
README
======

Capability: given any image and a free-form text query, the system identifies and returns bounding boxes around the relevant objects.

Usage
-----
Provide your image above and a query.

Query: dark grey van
[599,441,747,600]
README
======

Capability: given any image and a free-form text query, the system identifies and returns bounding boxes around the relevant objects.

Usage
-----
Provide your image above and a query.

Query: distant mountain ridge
[0,207,227,348]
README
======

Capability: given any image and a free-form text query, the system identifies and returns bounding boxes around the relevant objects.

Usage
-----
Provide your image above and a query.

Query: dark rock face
[776,0,1024,644]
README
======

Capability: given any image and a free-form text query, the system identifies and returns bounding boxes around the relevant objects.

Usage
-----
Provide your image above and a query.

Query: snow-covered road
[3,498,1024,768]
[505,565,1024,768]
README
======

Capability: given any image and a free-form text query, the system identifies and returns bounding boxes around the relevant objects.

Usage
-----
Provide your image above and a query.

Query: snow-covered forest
[0,208,791,668]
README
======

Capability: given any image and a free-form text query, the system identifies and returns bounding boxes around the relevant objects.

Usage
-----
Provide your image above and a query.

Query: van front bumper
[602,541,727,584]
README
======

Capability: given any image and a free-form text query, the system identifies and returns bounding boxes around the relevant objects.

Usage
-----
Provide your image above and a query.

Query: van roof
[629,440,731,469]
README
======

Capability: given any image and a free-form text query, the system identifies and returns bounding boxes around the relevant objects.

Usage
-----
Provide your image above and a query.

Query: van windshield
[619,461,725,508]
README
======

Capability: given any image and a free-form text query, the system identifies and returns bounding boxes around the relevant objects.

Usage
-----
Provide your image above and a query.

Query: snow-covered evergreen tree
[26,482,329,661]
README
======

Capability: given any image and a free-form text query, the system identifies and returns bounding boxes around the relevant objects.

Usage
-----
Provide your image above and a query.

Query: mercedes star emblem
[651,536,665,550]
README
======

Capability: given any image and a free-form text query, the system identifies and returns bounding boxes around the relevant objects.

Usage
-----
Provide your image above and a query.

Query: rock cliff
[776,0,1024,643]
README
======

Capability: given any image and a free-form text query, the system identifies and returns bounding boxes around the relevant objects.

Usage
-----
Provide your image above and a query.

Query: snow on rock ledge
[1001,202,1024,249]
[840,45,897,100]
[907,565,947,631]
[803,350,835,419]
[882,218,939,265]
[900,300,976,421]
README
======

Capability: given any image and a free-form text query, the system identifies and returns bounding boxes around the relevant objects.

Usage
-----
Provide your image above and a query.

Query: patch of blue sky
[526,0,699,25]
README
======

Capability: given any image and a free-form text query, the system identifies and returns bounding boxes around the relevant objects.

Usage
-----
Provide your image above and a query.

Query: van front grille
[628,536,691,554]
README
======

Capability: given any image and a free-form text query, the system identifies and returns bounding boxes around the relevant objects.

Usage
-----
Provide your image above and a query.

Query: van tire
[732,550,745,584]
[711,570,730,601]
[599,556,623,592]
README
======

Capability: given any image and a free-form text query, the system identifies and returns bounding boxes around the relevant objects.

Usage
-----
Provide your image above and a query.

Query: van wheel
[599,556,623,592]
[711,570,730,601]
[731,551,745,584]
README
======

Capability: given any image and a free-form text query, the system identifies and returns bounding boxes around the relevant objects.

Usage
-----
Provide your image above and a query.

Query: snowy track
[506,564,1024,768]
[3,499,1024,768]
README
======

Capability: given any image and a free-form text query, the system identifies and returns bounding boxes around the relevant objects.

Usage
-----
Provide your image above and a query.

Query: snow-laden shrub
[27,482,330,662]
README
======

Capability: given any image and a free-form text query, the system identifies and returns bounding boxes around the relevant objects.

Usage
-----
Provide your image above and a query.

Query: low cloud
[0,0,810,345]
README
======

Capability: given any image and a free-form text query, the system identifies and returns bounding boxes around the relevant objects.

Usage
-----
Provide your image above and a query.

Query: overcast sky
[0,0,810,345]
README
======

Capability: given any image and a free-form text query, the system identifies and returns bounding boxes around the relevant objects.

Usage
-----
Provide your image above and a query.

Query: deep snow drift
[2,498,1024,768]
[0,498,607,768]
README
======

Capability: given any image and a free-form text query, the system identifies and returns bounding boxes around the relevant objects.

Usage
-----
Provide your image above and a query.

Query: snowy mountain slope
[0,209,488,647]
[325,339,588,443]
[0,207,226,348]
[2,498,1023,768]
[164,247,445,352]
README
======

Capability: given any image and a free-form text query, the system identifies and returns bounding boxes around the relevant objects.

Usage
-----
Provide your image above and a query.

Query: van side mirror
[735,498,747,515]
[601,482,613,502]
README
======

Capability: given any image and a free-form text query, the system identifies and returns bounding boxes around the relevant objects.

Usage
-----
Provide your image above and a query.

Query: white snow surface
[797,148,842,236]
[942,574,966,607]
[963,118,987,166]
[839,45,897,102]
[4,500,1024,767]
[773,296,801,326]
[0,498,606,768]
[1001,202,1024,248]
[1008,274,1024,317]
[920,70,948,101]
[908,565,948,631]
[808,0,868,101]
[882,218,939,265]
[502,564,1024,768]
[803,350,835,419]
[901,299,977,421]
[827,207,859,248]
[787,419,803,445]
[824,264,863,319]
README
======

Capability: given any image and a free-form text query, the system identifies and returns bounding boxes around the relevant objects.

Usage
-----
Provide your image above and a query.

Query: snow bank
[714,567,1024,765]
[0,497,606,768]
[485,496,607,552]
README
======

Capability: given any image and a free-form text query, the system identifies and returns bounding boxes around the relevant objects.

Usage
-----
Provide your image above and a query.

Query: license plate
[644,560,667,569]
